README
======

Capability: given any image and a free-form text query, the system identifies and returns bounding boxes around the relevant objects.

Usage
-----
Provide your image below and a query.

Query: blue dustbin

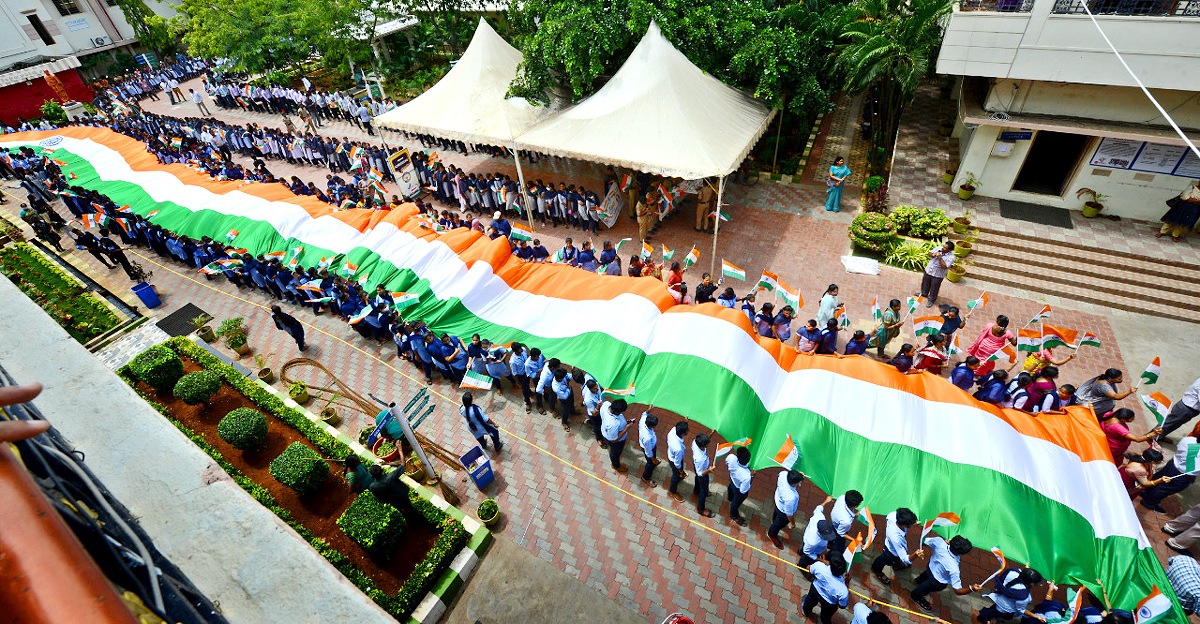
[460,446,494,491]
[131,281,161,308]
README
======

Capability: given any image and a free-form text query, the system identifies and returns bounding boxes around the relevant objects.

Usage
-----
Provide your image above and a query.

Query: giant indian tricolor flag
[12,127,1178,618]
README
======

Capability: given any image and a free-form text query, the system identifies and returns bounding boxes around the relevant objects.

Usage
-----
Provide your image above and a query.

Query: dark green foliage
[338,492,407,558]
[848,213,899,252]
[269,442,329,496]
[128,344,184,391]
[173,370,221,405]
[217,408,268,450]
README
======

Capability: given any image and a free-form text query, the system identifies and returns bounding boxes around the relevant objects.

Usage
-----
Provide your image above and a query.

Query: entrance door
[1012,131,1090,196]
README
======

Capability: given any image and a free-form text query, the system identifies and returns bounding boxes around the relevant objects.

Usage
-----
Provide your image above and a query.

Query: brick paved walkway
[3,80,1195,624]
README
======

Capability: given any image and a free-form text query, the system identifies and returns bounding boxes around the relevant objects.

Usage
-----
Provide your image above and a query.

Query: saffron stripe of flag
[641,241,653,260]
[147,210,160,217]
[859,507,877,551]
[604,383,635,396]
[721,260,745,281]
[774,434,801,470]
[1141,357,1161,385]
[297,283,324,292]
[1017,328,1044,353]
[619,174,632,191]
[913,315,942,337]
[1139,393,1172,427]
[1041,324,1079,350]
[461,369,493,390]
[510,223,533,241]
[714,437,751,459]
[980,547,1007,585]
[341,261,358,276]
[778,280,802,308]
[264,250,286,260]
[684,246,699,267]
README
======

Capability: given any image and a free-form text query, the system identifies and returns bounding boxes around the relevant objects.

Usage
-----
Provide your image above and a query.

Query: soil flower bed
[118,337,467,620]
[1,242,119,342]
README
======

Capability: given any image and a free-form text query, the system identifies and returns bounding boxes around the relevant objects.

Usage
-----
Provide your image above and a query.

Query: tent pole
[710,175,726,275]
[511,146,536,233]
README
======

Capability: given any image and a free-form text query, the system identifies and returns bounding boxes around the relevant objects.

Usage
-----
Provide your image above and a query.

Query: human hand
[0,383,50,442]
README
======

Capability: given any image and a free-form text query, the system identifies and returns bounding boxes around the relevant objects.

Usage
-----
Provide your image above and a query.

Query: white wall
[954,125,1194,221]
[937,1,1200,92]
[983,80,1200,130]
[0,0,181,72]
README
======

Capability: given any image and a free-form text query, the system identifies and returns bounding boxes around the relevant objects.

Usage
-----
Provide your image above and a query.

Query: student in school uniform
[768,470,804,549]
[725,446,753,526]
[639,412,660,487]
[798,498,837,574]
[803,554,850,624]
[830,490,863,536]
[666,421,689,503]
[849,600,891,624]
[581,377,604,446]
[910,535,980,613]
[550,368,574,432]
[535,357,561,414]
[524,348,547,414]
[692,434,717,518]
[600,399,633,472]
[871,507,922,586]
[845,330,869,355]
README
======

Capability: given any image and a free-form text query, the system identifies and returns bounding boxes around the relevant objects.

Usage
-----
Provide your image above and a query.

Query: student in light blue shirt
[550,368,573,431]
[535,357,561,413]
[691,434,716,517]
[666,422,689,502]
[725,447,752,525]
[523,348,546,414]
[600,399,633,472]
[803,557,849,624]
[581,377,604,447]
[768,470,804,548]
[638,412,659,486]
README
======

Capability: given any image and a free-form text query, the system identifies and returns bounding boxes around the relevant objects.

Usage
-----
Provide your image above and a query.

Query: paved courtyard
[3,78,1200,623]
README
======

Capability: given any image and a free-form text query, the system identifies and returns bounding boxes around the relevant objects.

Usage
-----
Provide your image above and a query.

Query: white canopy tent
[514,21,775,181]
[373,18,550,145]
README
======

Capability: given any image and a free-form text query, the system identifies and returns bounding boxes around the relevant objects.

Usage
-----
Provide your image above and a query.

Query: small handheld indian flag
[1017,328,1044,353]
[709,209,730,222]
[835,307,850,328]
[913,315,942,338]
[367,167,383,182]
[842,533,863,565]
[1141,357,1161,385]
[510,222,533,241]
[347,307,372,325]
[778,280,802,308]
[684,246,699,267]
[614,238,632,255]
[1077,332,1101,349]
[619,173,633,191]
[919,512,961,539]
[1140,393,1173,427]
[859,507,876,550]
[757,270,779,293]
[605,383,635,397]
[948,333,963,356]
[461,369,493,390]
[871,296,882,322]
[906,295,923,315]
[714,437,751,459]
[980,547,1007,585]
[721,260,745,281]
[661,244,674,261]
[147,210,161,218]
[391,292,419,310]
[551,247,565,263]
[226,229,239,242]
[263,250,286,261]
[52,158,69,167]
[1041,324,1078,350]
[641,241,653,260]
[305,296,335,303]
[987,343,1019,367]
[297,281,324,293]
[171,137,183,149]
[340,261,359,277]
[1134,586,1171,624]
[1028,304,1052,325]
[356,272,370,287]
[774,434,801,471]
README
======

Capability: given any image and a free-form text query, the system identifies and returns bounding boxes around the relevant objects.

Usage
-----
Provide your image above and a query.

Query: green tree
[111,0,176,56]
[174,0,327,74]
[837,0,952,161]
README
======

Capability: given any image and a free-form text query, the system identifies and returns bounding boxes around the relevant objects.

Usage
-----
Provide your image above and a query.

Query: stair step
[971,249,1200,303]
[974,227,1200,285]
[966,265,1200,324]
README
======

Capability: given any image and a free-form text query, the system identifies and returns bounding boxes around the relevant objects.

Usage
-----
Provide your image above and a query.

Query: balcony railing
[960,0,1036,11]
[1052,0,1200,15]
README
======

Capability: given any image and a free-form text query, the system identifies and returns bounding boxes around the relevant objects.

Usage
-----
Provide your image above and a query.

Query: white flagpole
[510,145,536,234]
[709,176,726,276]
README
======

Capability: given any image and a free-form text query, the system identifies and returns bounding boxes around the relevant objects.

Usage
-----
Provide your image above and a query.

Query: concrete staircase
[967,227,1200,324]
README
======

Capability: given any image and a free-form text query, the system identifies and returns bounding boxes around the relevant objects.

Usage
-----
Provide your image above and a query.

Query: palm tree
[837,0,952,166]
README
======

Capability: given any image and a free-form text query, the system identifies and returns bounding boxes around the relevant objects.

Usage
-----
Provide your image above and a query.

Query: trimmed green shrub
[269,441,329,496]
[128,344,184,391]
[173,370,221,405]
[848,212,899,253]
[338,492,407,558]
[218,408,268,450]
[884,239,939,272]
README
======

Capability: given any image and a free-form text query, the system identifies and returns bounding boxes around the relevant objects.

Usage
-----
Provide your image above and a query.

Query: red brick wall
[0,69,94,126]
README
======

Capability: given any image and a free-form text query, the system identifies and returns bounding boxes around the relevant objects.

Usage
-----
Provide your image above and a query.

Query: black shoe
[1141,500,1168,514]
[914,598,935,614]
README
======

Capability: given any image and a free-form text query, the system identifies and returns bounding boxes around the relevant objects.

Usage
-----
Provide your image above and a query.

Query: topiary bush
[128,344,184,391]
[172,370,221,405]
[218,408,268,450]
[337,491,407,559]
[269,441,329,496]
[848,212,899,253]
[908,208,952,239]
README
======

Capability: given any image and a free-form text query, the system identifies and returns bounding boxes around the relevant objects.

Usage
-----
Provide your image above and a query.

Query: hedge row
[0,242,120,342]
[118,337,468,620]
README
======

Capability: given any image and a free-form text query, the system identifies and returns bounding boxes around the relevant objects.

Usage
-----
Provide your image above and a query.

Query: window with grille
[50,0,81,16]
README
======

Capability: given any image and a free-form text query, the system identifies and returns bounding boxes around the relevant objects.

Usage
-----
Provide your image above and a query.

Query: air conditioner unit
[91,37,110,47]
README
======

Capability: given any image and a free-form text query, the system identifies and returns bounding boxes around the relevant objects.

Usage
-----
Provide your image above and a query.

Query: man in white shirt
[599,399,632,473]
[1159,376,1200,440]
[910,535,980,613]
[356,103,375,135]
[830,490,863,536]
[168,77,183,104]
[802,556,848,624]
[767,470,804,549]
[725,447,752,526]
[638,412,659,487]
[188,88,212,116]
[666,422,689,503]
[871,507,923,585]
[691,434,716,518]
[1141,422,1200,513]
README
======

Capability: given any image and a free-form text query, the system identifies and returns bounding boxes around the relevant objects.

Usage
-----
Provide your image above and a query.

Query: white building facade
[0,0,178,73]
[936,0,1200,221]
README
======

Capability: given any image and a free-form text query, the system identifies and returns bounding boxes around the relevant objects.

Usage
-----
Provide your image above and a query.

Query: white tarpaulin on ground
[373,18,549,145]
[514,21,775,180]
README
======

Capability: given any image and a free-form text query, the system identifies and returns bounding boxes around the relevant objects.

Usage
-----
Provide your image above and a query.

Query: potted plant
[953,230,977,258]
[191,314,215,342]
[943,168,957,185]
[288,381,310,404]
[319,392,341,425]
[372,436,400,463]
[404,455,425,482]
[476,497,500,527]
[216,317,250,357]
[952,206,974,234]
[957,172,979,200]
[1077,188,1107,218]
[253,353,275,384]
[947,260,968,283]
